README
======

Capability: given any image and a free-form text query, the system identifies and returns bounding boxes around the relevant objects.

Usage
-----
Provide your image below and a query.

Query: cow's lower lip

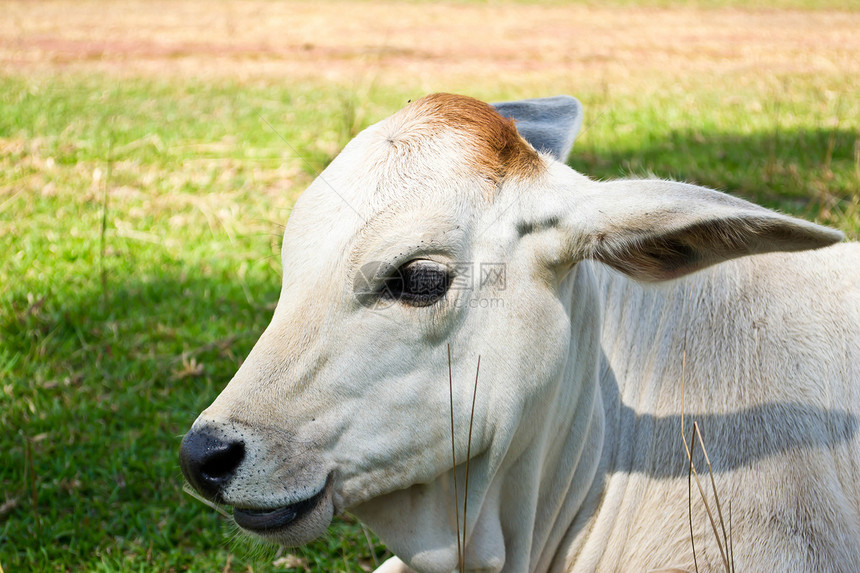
[232,482,329,533]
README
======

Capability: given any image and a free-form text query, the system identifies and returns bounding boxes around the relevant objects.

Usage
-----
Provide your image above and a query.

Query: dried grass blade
[690,423,730,572]
[693,421,732,570]
[688,436,699,573]
[448,344,463,572]
[182,482,231,519]
[680,284,699,573]
[359,522,379,569]
[461,356,481,573]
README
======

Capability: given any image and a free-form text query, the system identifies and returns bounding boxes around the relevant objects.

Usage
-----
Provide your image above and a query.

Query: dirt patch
[1,1,858,87]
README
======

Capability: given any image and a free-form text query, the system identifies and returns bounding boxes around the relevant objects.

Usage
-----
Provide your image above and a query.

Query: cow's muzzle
[180,425,336,545]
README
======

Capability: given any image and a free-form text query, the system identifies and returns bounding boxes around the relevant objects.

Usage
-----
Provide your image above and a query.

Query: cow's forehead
[318,93,544,209]
[383,93,543,184]
[281,94,547,286]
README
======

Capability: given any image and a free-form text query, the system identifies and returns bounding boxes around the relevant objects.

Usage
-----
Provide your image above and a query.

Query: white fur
[187,97,860,572]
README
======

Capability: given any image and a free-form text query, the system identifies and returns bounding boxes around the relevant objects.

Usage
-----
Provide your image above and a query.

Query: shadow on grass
[570,126,859,220]
[1,266,387,570]
[1,270,278,568]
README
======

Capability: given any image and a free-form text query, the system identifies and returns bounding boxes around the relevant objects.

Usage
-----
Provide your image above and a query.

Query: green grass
[0,77,396,572]
[1,69,858,572]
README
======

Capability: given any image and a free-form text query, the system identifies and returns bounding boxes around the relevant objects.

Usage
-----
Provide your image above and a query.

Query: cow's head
[180,94,841,571]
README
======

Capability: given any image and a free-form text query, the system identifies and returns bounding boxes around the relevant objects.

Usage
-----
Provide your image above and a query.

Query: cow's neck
[508,260,610,572]
[416,261,611,573]
[552,260,721,571]
[446,261,610,573]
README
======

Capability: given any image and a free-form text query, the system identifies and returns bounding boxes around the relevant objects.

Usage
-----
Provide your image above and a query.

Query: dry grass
[1,1,859,91]
[447,346,482,573]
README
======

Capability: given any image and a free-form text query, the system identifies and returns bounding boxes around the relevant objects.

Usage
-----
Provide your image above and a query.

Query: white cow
[180,94,860,572]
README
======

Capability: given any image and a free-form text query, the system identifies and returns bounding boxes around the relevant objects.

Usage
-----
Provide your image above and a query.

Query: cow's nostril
[179,429,245,502]
[200,440,245,480]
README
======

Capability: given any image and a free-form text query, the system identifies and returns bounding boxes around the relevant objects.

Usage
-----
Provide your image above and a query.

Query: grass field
[1,1,859,571]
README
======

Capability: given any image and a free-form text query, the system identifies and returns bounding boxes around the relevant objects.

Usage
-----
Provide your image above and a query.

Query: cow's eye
[382,260,451,307]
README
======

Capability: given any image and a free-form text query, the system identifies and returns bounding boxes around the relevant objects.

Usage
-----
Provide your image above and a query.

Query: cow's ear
[492,96,583,163]
[547,178,843,282]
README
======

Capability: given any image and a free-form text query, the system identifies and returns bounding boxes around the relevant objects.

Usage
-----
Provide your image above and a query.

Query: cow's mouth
[231,478,331,534]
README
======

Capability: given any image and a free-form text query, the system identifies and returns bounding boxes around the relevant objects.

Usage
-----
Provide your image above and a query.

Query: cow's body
[564,248,860,572]
[180,94,860,572]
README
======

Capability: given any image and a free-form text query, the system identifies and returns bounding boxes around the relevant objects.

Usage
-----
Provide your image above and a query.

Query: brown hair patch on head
[394,93,544,183]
